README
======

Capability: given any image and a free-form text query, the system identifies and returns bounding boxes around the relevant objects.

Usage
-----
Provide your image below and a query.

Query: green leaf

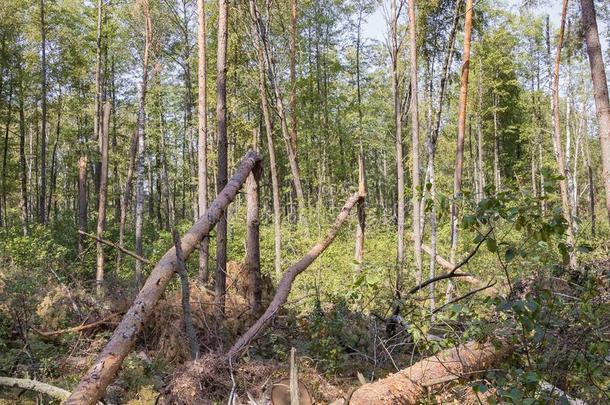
[486,237,498,253]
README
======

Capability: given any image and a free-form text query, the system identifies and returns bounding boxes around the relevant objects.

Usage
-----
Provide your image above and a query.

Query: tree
[580,0,610,225]
[215,0,229,317]
[134,0,153,287]
[95,103,110,295]
[390,0,405,302]
[197,0,210,282]
[550,0,576,268]
[408,0,422,284]
[39,0,47,224]
[248,0,282,277]
[448,0,473,300]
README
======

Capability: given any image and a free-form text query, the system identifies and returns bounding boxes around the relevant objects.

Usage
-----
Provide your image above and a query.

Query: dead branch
[78,230,151,264]
[226,192,362,360]
[432,280,497,314]
[0,377,88,403]
[329,340,510,404]
[66,150,262,405]
[32,313,121,337]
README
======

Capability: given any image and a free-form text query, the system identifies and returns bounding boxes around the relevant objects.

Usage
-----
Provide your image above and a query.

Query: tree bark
[227,192,361,359]
[580,0,610,225]
[408,0,422,284]
[245,162,262,314]
[78,156,88,253]
[39,0,47,224]
[290,0,298,154]
[18,80,28,235]
[134,0,152,287]
[197,0,210,283]
[172,228,200,360]
[354,6,365,272]
[551,0,576,268]
[66,150,261,405]
[390,0,405,301]
[1,84,13,227]
[96,103,110,295]
[215,0,229,317]
[329,340,510,405]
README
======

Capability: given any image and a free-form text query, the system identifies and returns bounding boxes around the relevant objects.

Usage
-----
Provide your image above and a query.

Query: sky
[362,0,589,45]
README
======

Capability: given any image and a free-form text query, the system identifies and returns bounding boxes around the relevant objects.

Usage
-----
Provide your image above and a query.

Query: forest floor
[1,226,609,404]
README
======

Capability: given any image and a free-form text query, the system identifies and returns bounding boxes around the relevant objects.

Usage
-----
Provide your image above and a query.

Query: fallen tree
[0,377,83,403]
[227,192,362,359]
[330,340,510,404]
[65,150,262,405]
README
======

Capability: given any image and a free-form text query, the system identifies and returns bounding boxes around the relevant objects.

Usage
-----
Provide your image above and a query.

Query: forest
[0,0,610,403]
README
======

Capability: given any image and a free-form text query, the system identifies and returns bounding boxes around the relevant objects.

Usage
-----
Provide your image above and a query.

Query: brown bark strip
[330,340,509,404]
[66,150,261,405]
[227,192,362,359]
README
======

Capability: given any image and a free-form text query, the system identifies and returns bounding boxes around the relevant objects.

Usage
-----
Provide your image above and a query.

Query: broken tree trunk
[227,192,362,359]
[246,161,263,314]
[330,340,509,405]
[65,150,261,405]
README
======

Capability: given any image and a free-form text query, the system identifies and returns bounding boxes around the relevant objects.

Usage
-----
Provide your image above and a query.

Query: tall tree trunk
[96,103,110,295]
[290,0,298,155]
[354,6,365,272]
[476,58,486,202]
[390,0,405,301]
[93,0,103,196]
[215,0,229,317]
[1,84,13,227]
[197,0,210,283]
[46,99,59,222]
[39,0,47,224]
[448,0,473,301]
[580,0,610,224]
[428,0,461,312]
[493,95,501,193]
[551,0,576,268]
[408,0,422,284]
[584,128,596,236]
[78,156,88,253]
[19,80,29,235]
[250,9,282,277]
[134,0,152,287]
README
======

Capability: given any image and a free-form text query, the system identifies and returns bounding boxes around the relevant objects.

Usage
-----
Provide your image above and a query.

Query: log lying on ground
[330,340,509,405]
[0,377,71,402]
[227,192,362,359]
[65,150,261,405]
